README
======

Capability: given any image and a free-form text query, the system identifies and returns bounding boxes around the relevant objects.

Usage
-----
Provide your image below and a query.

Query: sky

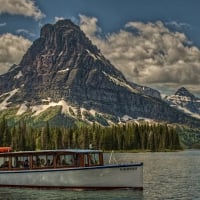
[0,0,200,97]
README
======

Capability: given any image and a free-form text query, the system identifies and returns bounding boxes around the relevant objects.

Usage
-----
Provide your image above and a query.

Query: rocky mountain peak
[40,19,79,38]
[21,20,98,70]
[165,87,200,118]
[175,87,195,99]
[19,19,124,79]
[1,19,200,127]
[1,19,128,105]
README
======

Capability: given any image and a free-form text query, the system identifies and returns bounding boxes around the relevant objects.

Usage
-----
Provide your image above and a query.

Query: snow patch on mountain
[16,103,28,115]
[58,100,75,115]
[121,115,133,121]
[57,68,70,73]
[42,98,51,103]
[14,71,23,79]
[173,104,200,119]
[31,103,56,116]
[166,95,192,103]
[58,51,63,57]
[103,71,138,93]
[86,49,98,60]
[25,99,98,120]
[165,87,200,119]
[31,100,74,116]
[0,89,19,110]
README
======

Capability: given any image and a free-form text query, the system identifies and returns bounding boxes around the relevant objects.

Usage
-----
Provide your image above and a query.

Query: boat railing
[107,150,141,165]
[108,150,118,164]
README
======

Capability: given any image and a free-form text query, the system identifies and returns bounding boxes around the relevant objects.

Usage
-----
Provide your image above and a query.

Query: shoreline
[103,149,185,153]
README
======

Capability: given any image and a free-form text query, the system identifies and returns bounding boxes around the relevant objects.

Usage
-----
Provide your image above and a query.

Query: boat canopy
[0,148,104,170]
[0,148,102,155]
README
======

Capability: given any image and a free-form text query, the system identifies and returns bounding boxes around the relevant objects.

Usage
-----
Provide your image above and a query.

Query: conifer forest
[0,116,182,152]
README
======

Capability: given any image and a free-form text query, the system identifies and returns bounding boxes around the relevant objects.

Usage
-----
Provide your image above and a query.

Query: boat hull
[0,163,143,190]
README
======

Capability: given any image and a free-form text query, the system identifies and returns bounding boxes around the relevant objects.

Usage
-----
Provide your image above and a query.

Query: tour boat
[0,147,143,190]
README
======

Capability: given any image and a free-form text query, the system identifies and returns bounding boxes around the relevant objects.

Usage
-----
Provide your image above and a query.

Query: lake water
[0,150,199,200]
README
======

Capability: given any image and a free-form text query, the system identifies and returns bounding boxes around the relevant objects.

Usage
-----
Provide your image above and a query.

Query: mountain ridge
[165,87,200,119]
[0,19,200,127]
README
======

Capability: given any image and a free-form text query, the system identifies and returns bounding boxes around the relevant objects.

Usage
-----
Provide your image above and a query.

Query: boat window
[32,154,53,168]
[0,156,9,168]
[45,155,53,167]
[57,154,74,167]
[84,154,88,166]
[88,153,100,166]
[74,154,80,166]
[11,155,30,169]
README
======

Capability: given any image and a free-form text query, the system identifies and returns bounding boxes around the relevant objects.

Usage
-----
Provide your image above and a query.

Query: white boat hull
[0,163,143,190]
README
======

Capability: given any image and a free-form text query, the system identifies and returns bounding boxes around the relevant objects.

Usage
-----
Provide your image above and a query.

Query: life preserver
[0,147,12,153]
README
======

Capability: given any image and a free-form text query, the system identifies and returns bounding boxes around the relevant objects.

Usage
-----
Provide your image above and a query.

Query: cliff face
[0,20,200,126]
[15,20,126,104]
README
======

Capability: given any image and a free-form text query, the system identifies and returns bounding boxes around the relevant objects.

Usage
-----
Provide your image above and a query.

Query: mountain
[0,20,200,127]
[165,87,200,119]
[129,82,161,99]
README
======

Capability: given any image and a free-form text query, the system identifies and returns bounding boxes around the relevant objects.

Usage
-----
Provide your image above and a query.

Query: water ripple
[0,150,199,200]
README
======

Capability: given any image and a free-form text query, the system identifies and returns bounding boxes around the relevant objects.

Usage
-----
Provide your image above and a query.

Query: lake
[0,150,199,200]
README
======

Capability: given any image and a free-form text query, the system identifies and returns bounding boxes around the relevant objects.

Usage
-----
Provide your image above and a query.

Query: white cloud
[79,14,102,37]
[165,21,191,30]
[0,33,32,74]
[0,22,7,27]
[16,29,36,37]
[0,0,45,20]
[79,15,200,96]
[54,16,65,23]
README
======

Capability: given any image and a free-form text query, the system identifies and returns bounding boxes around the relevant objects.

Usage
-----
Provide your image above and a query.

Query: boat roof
[0,149,102,155]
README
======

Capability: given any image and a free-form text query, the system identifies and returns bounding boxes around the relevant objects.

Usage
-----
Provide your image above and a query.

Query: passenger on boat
[36,157,41,167]
[45,159,51,167]
[62,159,67,165]
[88,154,94,165]
[40,159,45,167]
[23,159,29,168]
[1,161,9,168]
[56,156,61,166]
[32,159,36,168]
[14,157,20,168]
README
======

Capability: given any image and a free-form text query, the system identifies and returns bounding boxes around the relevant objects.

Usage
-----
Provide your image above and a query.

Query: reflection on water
[0,150,199,200]
[0,188,143,200]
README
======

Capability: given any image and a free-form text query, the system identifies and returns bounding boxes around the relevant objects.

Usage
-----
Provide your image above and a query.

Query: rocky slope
[129,82,161,99]
[0,20,200,127]
[165,87,200,119]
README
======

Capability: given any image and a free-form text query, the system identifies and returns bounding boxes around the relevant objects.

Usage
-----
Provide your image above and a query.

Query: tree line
[0,117,182,152]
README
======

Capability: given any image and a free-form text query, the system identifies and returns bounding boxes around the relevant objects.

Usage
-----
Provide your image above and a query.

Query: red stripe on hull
[0,184,143,190]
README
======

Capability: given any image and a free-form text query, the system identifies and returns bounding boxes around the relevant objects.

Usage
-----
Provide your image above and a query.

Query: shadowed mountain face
[0,20,200,127]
